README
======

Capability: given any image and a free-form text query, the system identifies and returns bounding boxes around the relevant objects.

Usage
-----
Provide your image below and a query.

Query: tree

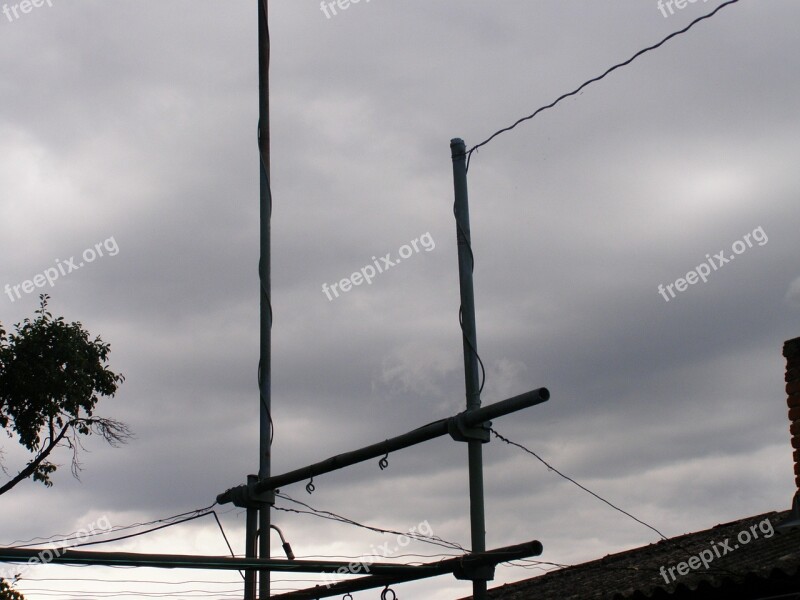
[0,295,130,496]
[0,578,24,600]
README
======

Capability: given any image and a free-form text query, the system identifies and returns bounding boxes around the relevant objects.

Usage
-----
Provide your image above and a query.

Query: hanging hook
[381,586,397,600]
[378,452,389,471]
[306,477,315,495]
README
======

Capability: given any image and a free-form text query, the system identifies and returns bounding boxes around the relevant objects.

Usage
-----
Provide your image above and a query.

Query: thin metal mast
[257,0,272,597]
[451,137,488,600]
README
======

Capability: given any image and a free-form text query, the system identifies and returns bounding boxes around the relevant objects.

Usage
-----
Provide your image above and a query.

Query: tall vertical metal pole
[244,476,258,600]
[450,138,488,600]
[257,0,272,598]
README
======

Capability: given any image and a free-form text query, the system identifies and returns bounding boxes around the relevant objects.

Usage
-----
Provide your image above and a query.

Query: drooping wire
[286,551,462,560]
[14,586,244,597]
[465,0,743,168]
[256,162,274,447]
[258,359,274,445]
[274,492,467,552]
[6,512,231,592]
[272,504,464,553]
[489,428,669,541]
[257,131,274,446]
[453,195,486,397]
[17,578,256,585]
[459,307,486,395]
[71,512,214,549]
[7,503,219,549]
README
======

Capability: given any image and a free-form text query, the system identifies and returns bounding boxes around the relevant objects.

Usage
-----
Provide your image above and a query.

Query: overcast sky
[1,1,799,598]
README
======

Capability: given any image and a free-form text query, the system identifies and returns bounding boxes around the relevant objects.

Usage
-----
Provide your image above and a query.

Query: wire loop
[378,453,389,471]
[306,478,315,495]
[381,586,397,600]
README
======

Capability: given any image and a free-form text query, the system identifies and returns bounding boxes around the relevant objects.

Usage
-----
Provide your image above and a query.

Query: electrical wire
[207,511,245,581]
[272,504,465,554]
[458,306,486,396]
[489,428,669,541]
[453,195,486,396]
[71,512,213,549]
[465,0,743,168]
[290,551,462,560]
[5,501,239,594]
[14,587,243,597]
[275,492,467,552]
[17,578,246,585]
[488,433,742,579]
[209,513,235,560]
[50,508,248,582]
[14,591,241,598]
[7,503,219,549]
[258,358,274,446]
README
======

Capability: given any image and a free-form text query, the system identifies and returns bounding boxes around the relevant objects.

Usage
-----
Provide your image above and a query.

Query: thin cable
[257,121,275,446]
[70,512,213,549]
[209,512,245,581]
[257,359,274,445]
[7,503,219,549]
[15,587,243,597]
[13,588,241,598]
[489,428,669,540]
[17,578,246,585]
[275,493,467,552]
[291,551,462,560]
[466,0,742,165]
[272,505,465,554]
[209,513,235,559]
[459,307,486,395]
[453,200,486,396]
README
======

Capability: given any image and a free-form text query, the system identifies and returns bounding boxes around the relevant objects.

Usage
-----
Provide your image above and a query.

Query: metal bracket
[447,414,491,443]
[221,482,275,509]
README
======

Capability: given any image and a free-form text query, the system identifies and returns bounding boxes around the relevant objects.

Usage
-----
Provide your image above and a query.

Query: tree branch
[0,422,70,496]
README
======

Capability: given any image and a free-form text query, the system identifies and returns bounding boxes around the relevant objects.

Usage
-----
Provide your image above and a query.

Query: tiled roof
[460,509,800,599]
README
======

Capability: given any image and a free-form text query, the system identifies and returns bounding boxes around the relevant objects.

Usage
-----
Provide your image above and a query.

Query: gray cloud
[1,1,799,598]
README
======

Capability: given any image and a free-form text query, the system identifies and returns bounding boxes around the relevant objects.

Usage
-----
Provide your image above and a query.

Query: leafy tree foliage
[0,295,130,495]
[0,578,24,600]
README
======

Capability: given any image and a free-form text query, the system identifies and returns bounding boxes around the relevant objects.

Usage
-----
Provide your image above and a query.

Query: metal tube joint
[218,481,274,509]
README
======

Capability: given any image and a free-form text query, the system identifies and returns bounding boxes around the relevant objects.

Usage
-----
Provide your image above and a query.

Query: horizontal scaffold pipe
[217,387,549,504]
[0,547,442,575]
[270,540,545,600]
[0,539,542,581]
